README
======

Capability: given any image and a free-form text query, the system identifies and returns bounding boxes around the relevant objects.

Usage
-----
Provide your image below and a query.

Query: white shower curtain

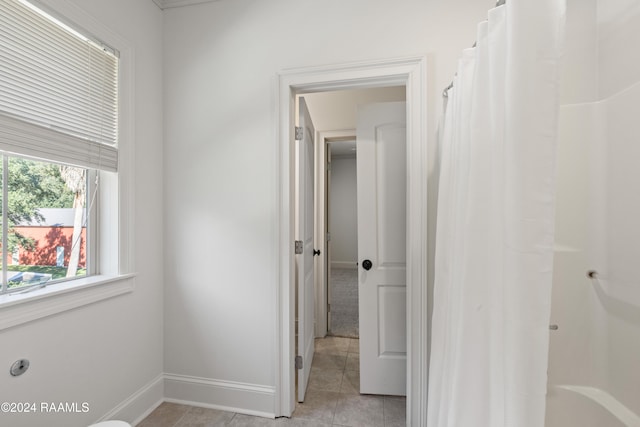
[428,1,565,426]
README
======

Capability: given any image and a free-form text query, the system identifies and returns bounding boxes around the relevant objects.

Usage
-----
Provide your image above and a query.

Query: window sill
[0,273,136,331]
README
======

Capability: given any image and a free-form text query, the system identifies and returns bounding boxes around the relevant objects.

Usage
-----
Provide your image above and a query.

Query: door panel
[374,124,407,268]
[357,102,407,396]
[297,97,315,403]
[378,285,406,356]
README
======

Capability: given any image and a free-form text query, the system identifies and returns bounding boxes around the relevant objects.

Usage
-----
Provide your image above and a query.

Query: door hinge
[295,126,304,140]
[327,303,331,313]
[326,232,331,242]
[295,240,303,254]
[295,355,303,370]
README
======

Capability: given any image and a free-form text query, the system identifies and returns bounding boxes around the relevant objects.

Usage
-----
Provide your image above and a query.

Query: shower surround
[546,0,640,425]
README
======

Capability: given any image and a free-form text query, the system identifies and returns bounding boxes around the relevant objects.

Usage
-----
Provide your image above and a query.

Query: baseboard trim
[164,374,276,418]
[331,261,358,269]
[98,374,164,425]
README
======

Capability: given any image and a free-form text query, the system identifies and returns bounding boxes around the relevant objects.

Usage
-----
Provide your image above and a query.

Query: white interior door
[326,143,332,333]
[297,97,315,402]
[357,102,407,396]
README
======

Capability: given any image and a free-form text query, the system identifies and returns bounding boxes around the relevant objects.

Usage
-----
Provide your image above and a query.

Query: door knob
[313,249,321,256]
[362,259,373,271]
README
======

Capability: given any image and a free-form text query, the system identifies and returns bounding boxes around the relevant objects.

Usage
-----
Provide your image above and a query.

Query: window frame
[0,156,96,295]
[0,0,135,330]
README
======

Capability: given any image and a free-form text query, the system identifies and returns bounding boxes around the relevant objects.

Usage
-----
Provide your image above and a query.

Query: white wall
[0,1,165,426]
[329,155,357,268]
[163,0,495,414]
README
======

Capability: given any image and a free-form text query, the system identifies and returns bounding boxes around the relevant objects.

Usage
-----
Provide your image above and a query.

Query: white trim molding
[164,374,276,418]
[275,56,429,425]
[97,373,275,424]
[97,374,164,425]
[0,274,135,330]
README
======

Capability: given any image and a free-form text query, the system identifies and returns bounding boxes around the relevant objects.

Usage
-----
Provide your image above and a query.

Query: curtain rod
[442,0,506,98]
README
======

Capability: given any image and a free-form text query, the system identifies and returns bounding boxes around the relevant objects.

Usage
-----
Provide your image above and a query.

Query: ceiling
[330,140,357,158]
[152,0,218,10]
[301,86,405,133]
[301,86,405,159]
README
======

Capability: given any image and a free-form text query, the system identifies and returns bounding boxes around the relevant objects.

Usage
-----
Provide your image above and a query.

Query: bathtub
[546,385,640,427]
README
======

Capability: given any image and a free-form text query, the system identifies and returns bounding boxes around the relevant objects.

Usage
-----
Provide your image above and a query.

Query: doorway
[326,138,359,338]
[277,56,429,426]
[303,88,406,343]
[294,96,407,408]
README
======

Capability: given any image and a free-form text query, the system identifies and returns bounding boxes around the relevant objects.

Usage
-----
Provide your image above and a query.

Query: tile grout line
[229,412,238,424]
[173,405,192,427]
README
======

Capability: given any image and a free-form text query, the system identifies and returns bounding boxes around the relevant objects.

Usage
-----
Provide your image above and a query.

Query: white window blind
[0,0,118,172]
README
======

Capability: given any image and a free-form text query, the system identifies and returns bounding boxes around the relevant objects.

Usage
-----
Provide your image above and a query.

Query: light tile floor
[138,337,405,426]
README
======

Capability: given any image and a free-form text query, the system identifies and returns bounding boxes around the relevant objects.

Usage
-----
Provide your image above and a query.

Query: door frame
[275,56,429,425]
[315,129,356,339]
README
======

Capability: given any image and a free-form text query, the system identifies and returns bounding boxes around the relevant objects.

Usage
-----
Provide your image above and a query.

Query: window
[1,156,94,294]
[0,0,133,320]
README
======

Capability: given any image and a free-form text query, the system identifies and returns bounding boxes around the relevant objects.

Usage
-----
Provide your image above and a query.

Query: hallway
[328,268,359,338]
